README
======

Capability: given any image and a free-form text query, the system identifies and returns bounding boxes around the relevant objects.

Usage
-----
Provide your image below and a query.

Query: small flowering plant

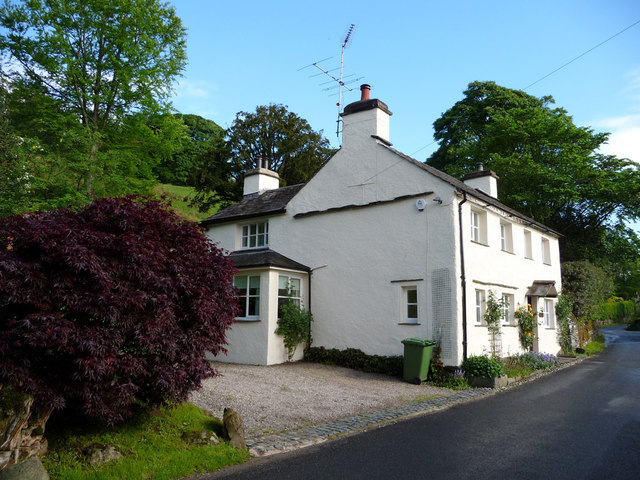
[515,352,558,370]
[515,304,537,350]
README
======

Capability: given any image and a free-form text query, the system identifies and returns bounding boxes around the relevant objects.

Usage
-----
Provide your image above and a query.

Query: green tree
[227,104,334,187]
[193,104,334,209]
[0,0,187,203]
[154,114,224,186]
[427,81,640,271]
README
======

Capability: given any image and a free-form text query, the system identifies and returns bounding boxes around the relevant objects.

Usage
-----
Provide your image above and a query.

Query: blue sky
[170,0,640,166]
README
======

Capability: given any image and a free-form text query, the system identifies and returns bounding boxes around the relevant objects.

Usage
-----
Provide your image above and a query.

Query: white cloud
[171,79,220,118]
[597,120,640,163]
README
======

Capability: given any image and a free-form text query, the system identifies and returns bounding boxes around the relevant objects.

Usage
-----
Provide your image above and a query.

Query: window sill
[471,240,489,247]
[398,322,421,326]
[235,318,261,323]
[502,324,517,327]
[501,249,515,255]
[543,262,552,266]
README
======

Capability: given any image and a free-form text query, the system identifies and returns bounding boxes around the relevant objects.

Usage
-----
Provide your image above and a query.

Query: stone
[85,444,122,466]
[222,408,246,449]
[467,375,509,388]
[1,387,51,471]
[181,430,220,446]
[0,457,49,480]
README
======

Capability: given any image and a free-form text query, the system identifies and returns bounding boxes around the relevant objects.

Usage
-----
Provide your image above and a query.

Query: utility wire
[523,18,640,90]
[412,18,640,159]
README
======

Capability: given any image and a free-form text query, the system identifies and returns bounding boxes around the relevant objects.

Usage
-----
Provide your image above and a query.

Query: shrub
[305,347,403,377]
[515,304,536,351]
[275,299,313,361]
[555,293,574,355]
[514,352,558,370]
[0,196,237,424]
[461,355,505,379]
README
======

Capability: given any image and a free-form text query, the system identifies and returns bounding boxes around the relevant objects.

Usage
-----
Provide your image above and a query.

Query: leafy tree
[0,196,237,424]
[194,104,334,209]
[561,260,612,345]
[427,81,640,270]
[154,114,225,186]
[0,0,187,201]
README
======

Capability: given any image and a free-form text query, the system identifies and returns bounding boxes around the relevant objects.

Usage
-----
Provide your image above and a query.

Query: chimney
[360,84,371,101]
[462,164,499,199]
[341,84,392,148]
[243,156,280,197]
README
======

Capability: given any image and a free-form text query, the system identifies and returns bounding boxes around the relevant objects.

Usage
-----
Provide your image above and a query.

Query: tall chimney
[360,84,371,101]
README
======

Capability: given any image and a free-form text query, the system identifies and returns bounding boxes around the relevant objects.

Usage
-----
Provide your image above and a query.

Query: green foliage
[461,355,505,379]
[42,403,249,480]
[562,261,613,324]
[427,81,640,272]
[154,114,225,186]
[484,291,506,358]
[555,293,575,355]
[305,347,404,377]
[513,352,558,370]
[0,0,187,209]
[599,298,635,324]
[581,334,606,356]
[275,299,313,361]
[153,184,219,222]
[515,304,537,351]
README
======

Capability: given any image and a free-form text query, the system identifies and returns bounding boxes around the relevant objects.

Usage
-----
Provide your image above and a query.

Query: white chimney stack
[243,156,280,197]
[462,164,499,198]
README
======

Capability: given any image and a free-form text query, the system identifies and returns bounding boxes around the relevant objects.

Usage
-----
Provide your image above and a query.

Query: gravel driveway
[189,362,453,436]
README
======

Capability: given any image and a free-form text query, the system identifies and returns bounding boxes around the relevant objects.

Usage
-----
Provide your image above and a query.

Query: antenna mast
[300,24,360,138]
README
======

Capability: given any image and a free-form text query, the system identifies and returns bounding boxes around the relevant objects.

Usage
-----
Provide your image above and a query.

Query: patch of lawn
[42,403,249,480]
[153,184,219,222]
[582,334,606,356]
[500,361,535,379]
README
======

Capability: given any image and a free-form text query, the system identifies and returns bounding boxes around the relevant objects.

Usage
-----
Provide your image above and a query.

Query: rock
[0,457,49,480]
[181,430,220,446]
[1,387,51,471]
[222,408,246,449]
[467,375,509,388]
[85,444,122,466]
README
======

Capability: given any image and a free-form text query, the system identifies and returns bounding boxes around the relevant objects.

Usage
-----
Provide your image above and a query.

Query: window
[241,222,268,249]
[524,230,533,259]
[500,222,513,253]
[475,289,485,324]
[234,275,260,319]
[278,275,301,317]
[470,209,487,244]
[404,287,418,324]
[543,299,555,328]
[541,238,551,265]
[502,293,514,325]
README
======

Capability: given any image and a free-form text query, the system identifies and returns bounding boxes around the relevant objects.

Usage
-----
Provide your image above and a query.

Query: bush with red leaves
[0,196,237,424]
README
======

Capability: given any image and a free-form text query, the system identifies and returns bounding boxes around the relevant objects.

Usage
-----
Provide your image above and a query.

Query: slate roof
[228,248,310,272]
[379,143,561,236]
[201,184,304,226]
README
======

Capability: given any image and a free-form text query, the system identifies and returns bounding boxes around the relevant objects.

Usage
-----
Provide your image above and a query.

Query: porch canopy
[526,280,558,297]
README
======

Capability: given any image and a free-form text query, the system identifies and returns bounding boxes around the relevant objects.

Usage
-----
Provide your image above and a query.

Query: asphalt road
[201,325,640,480]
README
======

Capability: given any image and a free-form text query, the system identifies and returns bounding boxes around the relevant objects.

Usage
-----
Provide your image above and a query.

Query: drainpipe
[307,271,312,348]
[458,192,468,362]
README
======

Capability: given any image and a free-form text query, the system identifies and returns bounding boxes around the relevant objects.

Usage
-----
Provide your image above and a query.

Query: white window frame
[234,274,261,320]
[524,230,533,259]
[543,299,555,328]
[404,286,419,324]
[241,221,269,249]
[500,221,513,253]
[475,289,486,324]
[278,274,302,318]
[470,210,480,243]
[541,237,551,265]
[502,293,514,325]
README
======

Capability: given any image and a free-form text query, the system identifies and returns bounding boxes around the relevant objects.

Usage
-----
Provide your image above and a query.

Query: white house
[203,84,562,367]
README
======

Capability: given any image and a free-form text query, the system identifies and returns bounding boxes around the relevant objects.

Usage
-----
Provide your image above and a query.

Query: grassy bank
[153,184,218,222]
[43,403,248,480]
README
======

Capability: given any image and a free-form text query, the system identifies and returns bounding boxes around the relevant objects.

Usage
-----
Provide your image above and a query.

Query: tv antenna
[299,24,363,137]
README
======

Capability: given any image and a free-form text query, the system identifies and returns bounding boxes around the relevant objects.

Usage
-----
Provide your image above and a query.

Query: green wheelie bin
[401,338,436,384]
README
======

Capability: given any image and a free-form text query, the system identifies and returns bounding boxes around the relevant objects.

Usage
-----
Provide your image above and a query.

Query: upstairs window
[234,275,260,320]
[524,230,533,259]
[470,209,487,244]
[541,238,551,265]
[242,222,268,249]
[500,222,513,253]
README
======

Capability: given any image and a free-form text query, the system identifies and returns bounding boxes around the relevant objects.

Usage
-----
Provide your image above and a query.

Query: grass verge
[153,184,218,222]
[581,333,606,356]
[42,403,249,480]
